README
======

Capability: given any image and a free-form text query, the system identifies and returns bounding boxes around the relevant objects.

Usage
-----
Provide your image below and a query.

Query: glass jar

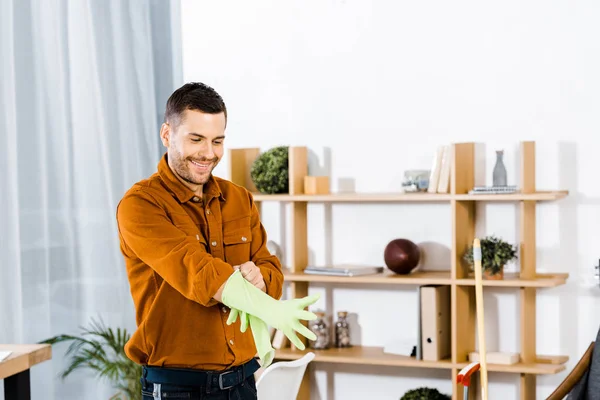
[335,311,351,348]
[309,311,329,350]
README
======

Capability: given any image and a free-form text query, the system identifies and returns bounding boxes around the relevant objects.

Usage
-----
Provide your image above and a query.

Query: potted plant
[39,318,141,400]
[250,146,289,194]
[400,387,451,399]
[462,235,518,280]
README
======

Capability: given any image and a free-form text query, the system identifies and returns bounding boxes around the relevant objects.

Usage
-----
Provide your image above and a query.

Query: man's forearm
[213,282,226,302]
[213,271,265,304]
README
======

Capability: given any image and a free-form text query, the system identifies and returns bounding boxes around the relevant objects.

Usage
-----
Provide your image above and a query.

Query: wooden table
[0,344,52,400]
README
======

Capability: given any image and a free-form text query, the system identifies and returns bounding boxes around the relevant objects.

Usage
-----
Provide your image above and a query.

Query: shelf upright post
[228,147,262,214]
[519,141,537,399]
[450,142,477,400]
[288,146,311,400]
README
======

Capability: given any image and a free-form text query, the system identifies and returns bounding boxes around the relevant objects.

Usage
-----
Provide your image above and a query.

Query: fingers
[284,329,306,350]
[295,310,317,321]
[226,308,239,325]
[239,261,265,289]
[297,293,321,308]
[293,321,317,341]
[240,311,249,333]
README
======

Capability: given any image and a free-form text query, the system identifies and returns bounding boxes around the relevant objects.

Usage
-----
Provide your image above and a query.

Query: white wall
[180,1,600,398]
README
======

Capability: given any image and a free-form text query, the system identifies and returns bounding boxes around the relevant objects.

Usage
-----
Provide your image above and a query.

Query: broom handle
[473,238,488,400]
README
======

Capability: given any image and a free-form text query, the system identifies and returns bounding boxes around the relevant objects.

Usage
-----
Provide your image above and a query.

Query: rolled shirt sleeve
[248,194,284,299]
[117,189,233,306]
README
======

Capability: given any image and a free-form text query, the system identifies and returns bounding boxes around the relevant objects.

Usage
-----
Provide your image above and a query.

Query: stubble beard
[169,148,218,186]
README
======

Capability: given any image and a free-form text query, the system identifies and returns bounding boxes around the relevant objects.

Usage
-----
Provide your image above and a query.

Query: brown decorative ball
[384,238,420,274]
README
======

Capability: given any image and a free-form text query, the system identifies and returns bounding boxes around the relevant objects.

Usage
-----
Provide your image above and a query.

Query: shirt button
[229,339,234,345]
[222,307,227,313]
[241,236,247,242]
[211,241,217,247]
[192,196,200,202]
[206,209,211,215]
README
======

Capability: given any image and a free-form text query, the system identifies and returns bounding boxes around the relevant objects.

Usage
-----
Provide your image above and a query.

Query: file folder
[420,285,451,361]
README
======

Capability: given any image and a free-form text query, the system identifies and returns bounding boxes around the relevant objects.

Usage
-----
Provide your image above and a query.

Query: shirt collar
[157,153,225,203]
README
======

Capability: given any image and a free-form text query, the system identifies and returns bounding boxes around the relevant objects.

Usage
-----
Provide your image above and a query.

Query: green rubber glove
[227,308,249,332]
[227,307,274,367]
[249,315,275,367]
[222,270,319,350]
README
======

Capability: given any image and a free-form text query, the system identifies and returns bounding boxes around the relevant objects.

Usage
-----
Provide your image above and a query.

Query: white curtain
[0,0,181,399]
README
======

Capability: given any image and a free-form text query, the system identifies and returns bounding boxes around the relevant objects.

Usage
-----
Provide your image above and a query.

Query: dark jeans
[140,375,257,400]
[140,359,259,400]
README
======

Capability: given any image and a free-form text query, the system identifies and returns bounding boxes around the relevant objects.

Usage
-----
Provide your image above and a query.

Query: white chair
[255,352,315,400]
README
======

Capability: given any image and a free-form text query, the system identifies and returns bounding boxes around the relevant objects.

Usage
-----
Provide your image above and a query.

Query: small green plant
[462,235,518,275]
[250,146,289,194]
[400,387,451,400]
[39,318,141,400]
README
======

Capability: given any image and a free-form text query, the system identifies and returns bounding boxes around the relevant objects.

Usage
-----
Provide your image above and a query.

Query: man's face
[160,109,226,189]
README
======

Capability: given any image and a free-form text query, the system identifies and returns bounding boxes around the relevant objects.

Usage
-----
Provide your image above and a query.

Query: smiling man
[115,82,285,399]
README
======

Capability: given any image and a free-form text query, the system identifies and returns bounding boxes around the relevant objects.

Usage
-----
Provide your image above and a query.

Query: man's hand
[234,261,266,292]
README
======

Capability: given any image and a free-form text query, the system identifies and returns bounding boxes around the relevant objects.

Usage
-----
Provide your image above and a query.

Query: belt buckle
[218,370,236,390]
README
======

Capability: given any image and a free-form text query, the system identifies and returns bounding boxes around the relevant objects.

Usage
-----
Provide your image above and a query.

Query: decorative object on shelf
[309,310,330,350]
[335,311,351,348]
[250,146,289,194]
[401,169,430,193]
[400,387,451,400]
[493,150,507,187]
[462,235,517,280]
[383,238,420,275]
[468,185,518,195]
[304,176,330,194]
[266,240,283,260]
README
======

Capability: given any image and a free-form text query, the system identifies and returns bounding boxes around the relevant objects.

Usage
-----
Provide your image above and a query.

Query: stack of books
[303,265,384,277]
[468,185,518,195]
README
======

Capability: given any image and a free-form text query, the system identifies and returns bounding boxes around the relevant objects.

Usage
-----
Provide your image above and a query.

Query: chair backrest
[256,352,315,400]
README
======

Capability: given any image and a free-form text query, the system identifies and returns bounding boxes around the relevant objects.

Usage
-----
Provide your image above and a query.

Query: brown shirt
[116,154,283,371]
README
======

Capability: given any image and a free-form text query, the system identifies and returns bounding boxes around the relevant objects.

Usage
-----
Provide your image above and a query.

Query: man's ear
[160,123,170,147]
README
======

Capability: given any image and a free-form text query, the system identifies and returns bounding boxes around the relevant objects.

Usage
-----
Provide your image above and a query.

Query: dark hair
[164,82,227,127]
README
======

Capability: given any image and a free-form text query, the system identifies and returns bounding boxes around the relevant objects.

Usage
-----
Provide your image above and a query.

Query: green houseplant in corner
[400,387,451,399]
[39,318,142,400]
[462,235,518,280]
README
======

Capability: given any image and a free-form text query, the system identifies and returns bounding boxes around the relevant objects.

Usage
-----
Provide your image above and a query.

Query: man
[116,82,315,400]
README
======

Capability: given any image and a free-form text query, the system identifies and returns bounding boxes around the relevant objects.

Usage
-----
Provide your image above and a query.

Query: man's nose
[202,143,215,160]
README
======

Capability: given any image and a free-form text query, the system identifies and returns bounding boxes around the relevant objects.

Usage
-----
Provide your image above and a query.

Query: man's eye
[214,141,223,145]
[191,138,202,143]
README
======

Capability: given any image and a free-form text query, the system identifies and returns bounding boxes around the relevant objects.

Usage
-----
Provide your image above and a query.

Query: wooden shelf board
[455,273,569,288]
[283,270,452,285]
[455,360,567,375]
[537,354,570,365]
[252,191,568,203]
[275,346,453,369]
[453,191,568,201]
[283,271,568,288]
[253,193,452,202]
[275,346,567,374]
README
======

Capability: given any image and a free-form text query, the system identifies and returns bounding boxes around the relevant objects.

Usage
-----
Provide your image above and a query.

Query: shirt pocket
[223,226,252,266]
[169,212,207,251]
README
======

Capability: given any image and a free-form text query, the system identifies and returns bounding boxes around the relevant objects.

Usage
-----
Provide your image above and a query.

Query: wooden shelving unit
[228,141,569,400]
[283,271,569,288]
[276,346,566,375]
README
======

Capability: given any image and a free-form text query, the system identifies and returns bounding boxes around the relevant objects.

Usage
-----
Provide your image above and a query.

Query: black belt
[142,358,260,391]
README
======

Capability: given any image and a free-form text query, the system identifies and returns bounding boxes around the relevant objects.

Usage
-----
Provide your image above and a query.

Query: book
[0,351,12,362]
[304,265,384,277]
[468,185,518,194]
